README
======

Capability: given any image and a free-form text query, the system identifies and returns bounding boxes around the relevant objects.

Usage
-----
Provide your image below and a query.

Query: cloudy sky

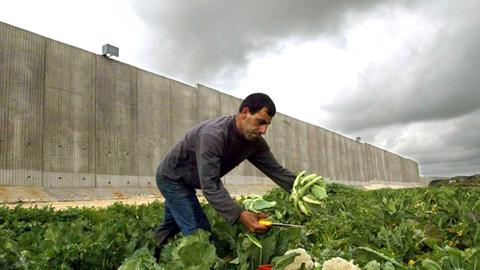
[1,0,479,177]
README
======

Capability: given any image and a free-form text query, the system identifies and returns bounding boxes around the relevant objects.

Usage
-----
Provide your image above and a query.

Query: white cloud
[235,39,357,125]
[0,0,149,67]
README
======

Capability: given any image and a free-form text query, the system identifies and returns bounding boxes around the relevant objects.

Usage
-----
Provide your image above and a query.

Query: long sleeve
[248,149,296,192]
[195,131,243,224]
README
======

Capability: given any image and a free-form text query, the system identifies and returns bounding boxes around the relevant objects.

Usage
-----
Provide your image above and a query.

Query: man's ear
[238,107,249,121]
[240,107,250,115]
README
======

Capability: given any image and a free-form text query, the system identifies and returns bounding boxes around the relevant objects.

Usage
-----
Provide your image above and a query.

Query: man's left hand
[238,211,270,233]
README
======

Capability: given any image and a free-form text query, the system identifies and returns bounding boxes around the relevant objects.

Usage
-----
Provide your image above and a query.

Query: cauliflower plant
[322,257,360,270]
[283,248,315,270]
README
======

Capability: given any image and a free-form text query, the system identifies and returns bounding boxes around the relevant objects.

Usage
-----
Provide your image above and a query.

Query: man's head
[236,93,276,141]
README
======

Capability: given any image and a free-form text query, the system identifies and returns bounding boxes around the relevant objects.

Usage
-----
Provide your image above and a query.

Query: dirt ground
[3,196,165,210]
[2,195,217,210]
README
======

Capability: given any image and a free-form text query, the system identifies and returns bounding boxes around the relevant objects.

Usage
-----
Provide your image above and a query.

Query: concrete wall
[0,21,420,190]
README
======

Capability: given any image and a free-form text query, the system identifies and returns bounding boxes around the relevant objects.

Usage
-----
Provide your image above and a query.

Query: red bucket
[257,265,272,270]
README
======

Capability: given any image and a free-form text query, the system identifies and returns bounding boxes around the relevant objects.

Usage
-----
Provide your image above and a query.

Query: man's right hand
[238,211,270,233]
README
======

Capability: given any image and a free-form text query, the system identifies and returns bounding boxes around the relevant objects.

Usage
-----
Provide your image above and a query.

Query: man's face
[239,107,272,141]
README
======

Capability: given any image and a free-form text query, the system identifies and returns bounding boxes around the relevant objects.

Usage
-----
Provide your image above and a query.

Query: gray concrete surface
[0,21,420,200]
[44,40,96,188]
[169,79,198,145]
[0,21,45,187]
[136,71,171,177]
[197,84,221,122]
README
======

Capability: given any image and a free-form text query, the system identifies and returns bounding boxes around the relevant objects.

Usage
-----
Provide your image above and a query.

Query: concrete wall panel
[377,146,385,181]
[392,155,400,182]
[346,138,356,181]
[294,119,309,172]
[317,127,329,177]
[365,144,375,181]
[390,152,398,182]
[346,139,358,181]
[306,124,320,174]
[96,57,137,184]
[352,140,363,181]
[379,148,388,181]
[280,115,303,173]
[383,150,393,182]
[169,79,197,144]
[333,133,345,180]
[197,84,221,122]
[220,92,240,116]
[340,137,349,180]
[402,158,410,181]
[365,144,376,181]
[404,160,411,181]
[359,143,369,181]
[43,40,96,188]
[323,130,335,180]
[335,136,344,180]
[411,160,420,181]
[388,153,396,182]
[0,22,45,186]
[270,113,289,170]
[344,137,353,180]
[43,89,95,187]
[397,156,404,181]
[356,142,366,182]
[136,71,171,178]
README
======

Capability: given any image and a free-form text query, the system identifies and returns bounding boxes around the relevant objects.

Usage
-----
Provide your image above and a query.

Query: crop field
[1,183,479,269]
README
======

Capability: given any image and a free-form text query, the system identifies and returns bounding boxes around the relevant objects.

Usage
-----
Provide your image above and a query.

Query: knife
[258,219,306,228]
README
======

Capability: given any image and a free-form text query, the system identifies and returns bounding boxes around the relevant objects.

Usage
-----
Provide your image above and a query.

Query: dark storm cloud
[323,1,480,132]
[130,0,399,86]
[358,108,480,176]
[409,110,480,176]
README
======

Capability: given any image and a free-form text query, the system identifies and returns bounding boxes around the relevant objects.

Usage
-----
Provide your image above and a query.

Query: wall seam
[41,38,47,188]
[135,67,139,187]
[94,55,98,188]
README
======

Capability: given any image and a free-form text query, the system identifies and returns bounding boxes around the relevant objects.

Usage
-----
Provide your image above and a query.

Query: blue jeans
[154,174,211,245]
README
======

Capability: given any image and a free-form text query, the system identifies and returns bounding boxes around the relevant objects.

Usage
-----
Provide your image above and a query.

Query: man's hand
[238,211,270,233]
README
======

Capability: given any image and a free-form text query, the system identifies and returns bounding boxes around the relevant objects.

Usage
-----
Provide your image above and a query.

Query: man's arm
[196,131,243,224]
[196,131,269,232]
[247,149,296,192]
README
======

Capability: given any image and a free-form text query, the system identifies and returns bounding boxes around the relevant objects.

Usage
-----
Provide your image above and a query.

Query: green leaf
[177,241,216,269]
[421,259,443,270]
[251,199,277,211]
[118,247,161,270]
[311,185,328,200]
[243,198,277,213]
[171,230,217,269]
[245,233,262,249]
[271,252,299,270]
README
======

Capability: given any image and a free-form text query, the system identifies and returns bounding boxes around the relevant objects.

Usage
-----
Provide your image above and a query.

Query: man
[154,93,296,246]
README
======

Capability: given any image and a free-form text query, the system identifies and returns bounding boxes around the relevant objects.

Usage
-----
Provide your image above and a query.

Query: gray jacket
[157,115,295,224]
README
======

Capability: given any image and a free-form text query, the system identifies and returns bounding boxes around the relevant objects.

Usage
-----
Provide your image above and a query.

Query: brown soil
[3,196,164,210]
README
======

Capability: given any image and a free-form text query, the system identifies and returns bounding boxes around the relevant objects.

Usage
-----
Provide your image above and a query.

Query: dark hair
[238,93,276,117]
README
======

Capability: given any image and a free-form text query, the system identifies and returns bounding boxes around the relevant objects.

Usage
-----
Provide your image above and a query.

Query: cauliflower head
[322,257,360,270]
